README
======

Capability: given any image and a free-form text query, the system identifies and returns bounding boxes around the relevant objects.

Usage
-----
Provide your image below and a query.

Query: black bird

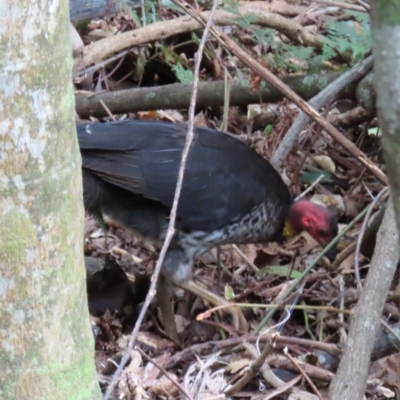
[78,120,338,341]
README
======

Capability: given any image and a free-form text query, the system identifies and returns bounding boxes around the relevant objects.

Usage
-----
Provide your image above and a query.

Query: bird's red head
[284,200,338,259]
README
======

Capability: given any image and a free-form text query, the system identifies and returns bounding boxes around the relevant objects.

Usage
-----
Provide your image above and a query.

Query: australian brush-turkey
[78,120,338,341]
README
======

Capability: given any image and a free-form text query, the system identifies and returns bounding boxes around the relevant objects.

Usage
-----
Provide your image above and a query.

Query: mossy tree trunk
[0,1,101,399]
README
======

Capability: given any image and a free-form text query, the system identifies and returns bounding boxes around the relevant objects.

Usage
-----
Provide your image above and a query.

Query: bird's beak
[325,245,337,262]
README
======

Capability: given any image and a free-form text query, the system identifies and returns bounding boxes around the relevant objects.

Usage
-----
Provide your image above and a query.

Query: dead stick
[135,347,194,400]
[284,348,325,400]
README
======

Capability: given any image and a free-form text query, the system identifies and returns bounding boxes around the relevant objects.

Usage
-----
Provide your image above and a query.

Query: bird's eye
[317,229,327,237]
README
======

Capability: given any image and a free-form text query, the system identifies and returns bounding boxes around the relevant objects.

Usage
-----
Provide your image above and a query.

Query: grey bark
[70,0,140,23]
[0,0,101,399]
[370,3,400,235]
[328,200,399,400]
[70,0,118,22]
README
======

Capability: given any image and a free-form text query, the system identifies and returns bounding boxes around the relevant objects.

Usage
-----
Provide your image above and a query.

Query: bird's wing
[79,120,159,195]
[78,121,289,231]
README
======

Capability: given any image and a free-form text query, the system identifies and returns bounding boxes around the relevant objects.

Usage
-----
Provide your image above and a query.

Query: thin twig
[244,341,302,394]
[163,334,340,370]
[354,187,389,291]
[135,346,194,400]
[380,319,400,344]
[99,55,126,84]
[224,340,274,396]
[99,100,116,121]
[330,241,356,270]
[73,50,130,79]
[295,174,324,201]
[337,275,347,343]
[141,0,146,26]
[284,348,325,400]
[231,244,259,272]
[102,1,220,398]
[197,302,352,318]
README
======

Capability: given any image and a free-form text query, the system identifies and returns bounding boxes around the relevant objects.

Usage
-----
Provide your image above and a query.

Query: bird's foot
[156,278,181,345]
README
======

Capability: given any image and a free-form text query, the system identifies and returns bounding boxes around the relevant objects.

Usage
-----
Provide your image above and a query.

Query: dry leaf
[226,358,252,373]
[142,354,170,383]
[241,243,258,264]
[118,350,144,399]
[137,331,173,350]
[339,253,354,274]
[148,374,179,397]
[312,155,336,173]
[137,111,159,120]
[311,194,345,218]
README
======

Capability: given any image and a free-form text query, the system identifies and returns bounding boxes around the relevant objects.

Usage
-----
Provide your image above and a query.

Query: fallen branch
[225,340,274,396]
[328,106,372,128]
[74,7,324,71]
[75,71,343,118]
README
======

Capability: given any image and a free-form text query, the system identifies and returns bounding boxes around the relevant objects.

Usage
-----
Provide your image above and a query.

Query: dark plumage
[78,120,338,340]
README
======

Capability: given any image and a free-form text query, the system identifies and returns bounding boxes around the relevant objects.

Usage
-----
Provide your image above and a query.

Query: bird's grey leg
[156,247,192,343]
[158,247,248,342]
[156,274,181,344]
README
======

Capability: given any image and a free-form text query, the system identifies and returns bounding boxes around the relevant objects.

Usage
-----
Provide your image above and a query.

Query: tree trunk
[328,200,399,400]
[370,2,400,233]
[329,2,400,399]
[0,1,101,399]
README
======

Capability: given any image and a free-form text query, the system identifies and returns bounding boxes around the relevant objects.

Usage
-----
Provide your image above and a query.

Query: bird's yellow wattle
[283,219,295,238]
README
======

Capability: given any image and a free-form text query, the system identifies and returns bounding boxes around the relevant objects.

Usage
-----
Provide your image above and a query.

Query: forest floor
[74,1,400,398]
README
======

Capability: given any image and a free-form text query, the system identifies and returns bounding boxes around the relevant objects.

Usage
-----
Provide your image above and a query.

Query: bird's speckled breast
[177,198,288,260]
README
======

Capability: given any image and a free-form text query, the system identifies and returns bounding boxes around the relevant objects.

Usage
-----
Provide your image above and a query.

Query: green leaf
[263,124,274,137]
[368,127,380,136]
[171,64,193,84]
[259,265,302,279]
[224,285,235,300]
[253,27,274,44]
[300,169,333,184]
[322,11,371,63]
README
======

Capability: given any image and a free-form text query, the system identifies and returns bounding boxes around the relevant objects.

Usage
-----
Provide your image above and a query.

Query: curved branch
[74,8,324,70]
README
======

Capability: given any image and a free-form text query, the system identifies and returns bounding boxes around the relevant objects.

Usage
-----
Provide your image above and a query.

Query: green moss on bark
[0,0,100,399]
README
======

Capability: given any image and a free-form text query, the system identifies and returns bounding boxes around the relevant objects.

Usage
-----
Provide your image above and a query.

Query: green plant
[171,63,194,84]
[322,11,371,63]
[224,2,371,73]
